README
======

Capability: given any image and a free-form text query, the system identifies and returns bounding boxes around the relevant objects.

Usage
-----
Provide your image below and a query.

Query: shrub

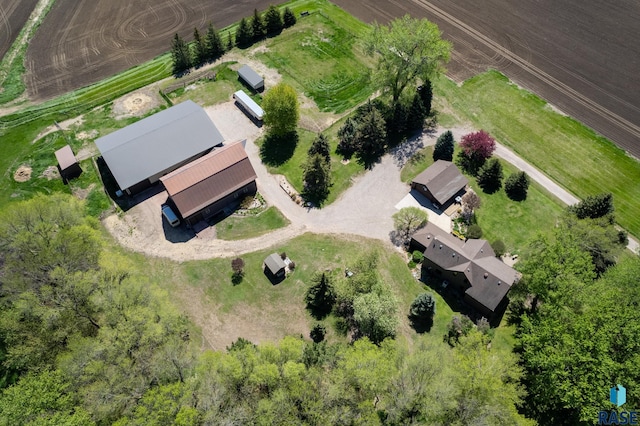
[409,293,436,320]
[288,261,296,271]
[310,323,326,343]
[280,252,287,260]
[444,315,474,346]
[477,158,503,193]
[467,224,483,239]
[505,171,530,201]
[491,240,506,257]
[408,260,417,269]
[569,193,614,219]
[412,250,424,263]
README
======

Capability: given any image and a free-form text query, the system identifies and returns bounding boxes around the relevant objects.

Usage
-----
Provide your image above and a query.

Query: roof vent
[452,252,456,257]
[498,281,501,285]
[484,273,488,279]
[439,244,443,249]
[427,235,431,239]
[480,249,484,253]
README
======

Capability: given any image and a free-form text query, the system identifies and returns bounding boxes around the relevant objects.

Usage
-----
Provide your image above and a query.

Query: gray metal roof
[95,100,224,191]
[238,65,264,89]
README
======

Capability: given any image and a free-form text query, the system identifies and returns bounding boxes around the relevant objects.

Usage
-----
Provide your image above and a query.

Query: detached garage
[237,65,264,91]
[160,141,257,226]
[95,100,224,195]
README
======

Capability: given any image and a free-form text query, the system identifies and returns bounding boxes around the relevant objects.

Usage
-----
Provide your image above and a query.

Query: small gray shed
[264,253,286,280]
[238,65,264,91]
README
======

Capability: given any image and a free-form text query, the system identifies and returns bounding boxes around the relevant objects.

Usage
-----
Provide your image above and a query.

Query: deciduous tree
[364,15,451,108]
[353,289,398,344]
[458,130,496,174]
[262,83,299,137]
[392,207,428,244]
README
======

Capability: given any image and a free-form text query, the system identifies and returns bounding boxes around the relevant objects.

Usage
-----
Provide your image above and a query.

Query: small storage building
[264,253,286,281]
[237,65,264,91]
[54,145,82,182]
[160,141,257,226]
[233,90,264,121]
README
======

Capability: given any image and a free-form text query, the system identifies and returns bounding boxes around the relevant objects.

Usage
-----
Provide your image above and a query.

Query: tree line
[171,6,296,75]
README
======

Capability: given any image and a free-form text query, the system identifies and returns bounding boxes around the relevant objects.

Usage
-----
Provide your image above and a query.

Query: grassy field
[258,10,373,113]
[434,71,640,238]
[400,146,435,183]
[216,206,290,240]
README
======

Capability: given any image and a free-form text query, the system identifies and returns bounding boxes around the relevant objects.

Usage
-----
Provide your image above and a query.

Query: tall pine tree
[283,7,297,28]
[205,22,224,62]
[264,5,284,36]
[433,130,454,161]
[250,9,265,42]
[171,33,192,75]
[235,18,252,48]
[192,28,207,66]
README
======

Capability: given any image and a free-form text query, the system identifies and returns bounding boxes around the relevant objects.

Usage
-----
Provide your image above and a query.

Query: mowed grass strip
[258,11,373,113]
[216,207,290,241]
[434,71,640,238]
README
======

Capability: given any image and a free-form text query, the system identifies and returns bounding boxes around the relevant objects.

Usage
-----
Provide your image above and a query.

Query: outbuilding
[411,160,468,208]
[233,90,264,122]
[264,253,286,281]
[54,145,82,182]
[160,141,257,226]
[95,100,224,195]
[237,65,264,91]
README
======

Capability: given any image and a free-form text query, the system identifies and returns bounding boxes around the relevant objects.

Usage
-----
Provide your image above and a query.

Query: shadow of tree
[409,315,434,333]
[260,131,298,166]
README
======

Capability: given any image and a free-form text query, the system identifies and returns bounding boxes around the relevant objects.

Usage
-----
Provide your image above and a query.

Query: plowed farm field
[0,0,38,60]
[24,0,275,100]
[332,0,640,158]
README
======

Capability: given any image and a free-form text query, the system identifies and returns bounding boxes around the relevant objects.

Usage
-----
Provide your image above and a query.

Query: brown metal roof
[54,145,78,171]
[412,160,469,205]
[161,141,257,218]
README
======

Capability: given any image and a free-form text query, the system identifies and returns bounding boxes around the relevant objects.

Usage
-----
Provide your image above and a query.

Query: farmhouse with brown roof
[160,141,257,226]
[410,222,519,318]
[411,160,468,208]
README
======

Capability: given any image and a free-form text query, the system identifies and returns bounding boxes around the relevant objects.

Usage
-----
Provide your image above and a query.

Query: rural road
[104,107,639,260]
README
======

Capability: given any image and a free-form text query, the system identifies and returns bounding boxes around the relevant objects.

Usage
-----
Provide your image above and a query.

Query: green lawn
[216,206,290,240]
[434,71,640,239]
[258,10,374,113]
[400,146,435,183]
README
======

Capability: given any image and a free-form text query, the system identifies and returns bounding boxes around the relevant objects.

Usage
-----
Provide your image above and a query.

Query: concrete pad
[394,190,452,232]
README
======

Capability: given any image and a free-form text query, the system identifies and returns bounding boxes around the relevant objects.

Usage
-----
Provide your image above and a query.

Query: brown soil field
[0,0,38,61]
[332,0,640,158]
[24,0,275,100]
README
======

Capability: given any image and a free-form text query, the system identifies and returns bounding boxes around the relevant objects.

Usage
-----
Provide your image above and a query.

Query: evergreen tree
[354,105,387,168]
[308,133,331,162]
[409,293,436,321]
[477,158,503,193]
[336,117,358,159]
[235,18,253,48]
[433,130,454,161]
[250,9,265,42]
[418,80,433,116]
[205,22,224,61]
[569,193,614,219]
[192,28,207,66]
[264,5,284,36]
[303,153,331,204]
[283,7,297,28]
[505,171,530,201]
[226,31,234,51]
[406,91,427,131]
[305,273,336,319]
[170,33,192,75]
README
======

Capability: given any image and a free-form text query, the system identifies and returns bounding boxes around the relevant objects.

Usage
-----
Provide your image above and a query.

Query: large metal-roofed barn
[95,100,224,194]
[237,65,264,91]
[411,160,469,208]
[160,141,257,226]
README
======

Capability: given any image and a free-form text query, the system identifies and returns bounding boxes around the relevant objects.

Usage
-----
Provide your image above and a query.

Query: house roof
[238,65,264,89]
[54,145,78,170]
[412,222,518,313]
[95,100,224,191]
[264,253,286,274]
[160,141,257,219]
[412,160,469,205]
